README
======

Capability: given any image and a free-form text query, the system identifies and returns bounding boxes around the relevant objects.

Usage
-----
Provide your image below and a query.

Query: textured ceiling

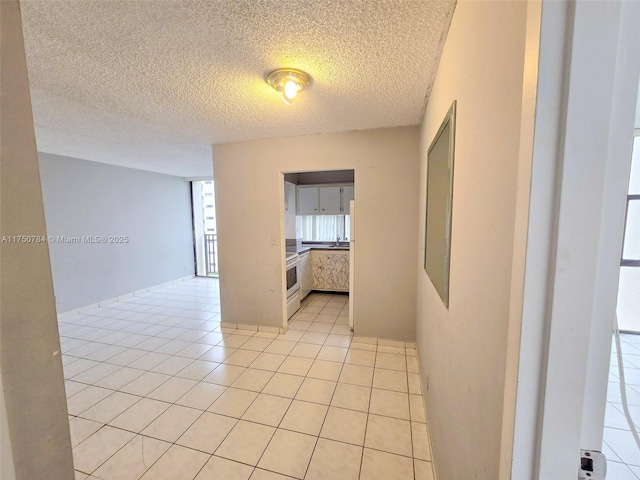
[20,0,456,177]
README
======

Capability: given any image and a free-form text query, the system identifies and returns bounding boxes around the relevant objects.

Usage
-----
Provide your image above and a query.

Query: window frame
[621,194,640,267]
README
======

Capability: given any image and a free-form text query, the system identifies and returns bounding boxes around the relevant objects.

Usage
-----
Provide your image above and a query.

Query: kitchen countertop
[288,244,350,254]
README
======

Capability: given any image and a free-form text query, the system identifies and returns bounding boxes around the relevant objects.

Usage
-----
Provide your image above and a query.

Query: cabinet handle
[322,208,325,211]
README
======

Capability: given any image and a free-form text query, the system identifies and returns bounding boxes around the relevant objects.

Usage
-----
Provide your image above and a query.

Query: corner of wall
[1,1,74,477]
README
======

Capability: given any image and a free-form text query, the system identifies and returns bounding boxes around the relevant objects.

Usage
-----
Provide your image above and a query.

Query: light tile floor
[60,278,435,480]
[604,333,640,479]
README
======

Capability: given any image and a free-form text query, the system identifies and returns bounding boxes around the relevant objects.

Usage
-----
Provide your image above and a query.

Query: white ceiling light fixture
[266,68,312,105]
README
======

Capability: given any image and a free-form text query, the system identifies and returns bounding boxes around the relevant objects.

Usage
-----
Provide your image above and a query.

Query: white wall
[39,153,195,312]
[415,1,530,478]
[213,127,419,340]
[0,1,74,477]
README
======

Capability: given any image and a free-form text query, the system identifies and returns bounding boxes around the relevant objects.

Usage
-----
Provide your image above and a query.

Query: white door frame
[505,1,640,478]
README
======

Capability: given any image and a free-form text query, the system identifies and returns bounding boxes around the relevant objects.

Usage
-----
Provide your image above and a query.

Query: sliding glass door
[191,180,218,277]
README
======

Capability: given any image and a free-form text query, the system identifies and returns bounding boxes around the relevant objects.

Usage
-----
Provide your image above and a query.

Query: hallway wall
[213,127,420,340]
[415,1,530,478]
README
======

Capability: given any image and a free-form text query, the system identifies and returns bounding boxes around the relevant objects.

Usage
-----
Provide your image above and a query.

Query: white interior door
[507,2,640,478]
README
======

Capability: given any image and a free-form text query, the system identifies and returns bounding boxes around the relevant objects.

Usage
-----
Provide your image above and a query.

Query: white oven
[285,253,300,320]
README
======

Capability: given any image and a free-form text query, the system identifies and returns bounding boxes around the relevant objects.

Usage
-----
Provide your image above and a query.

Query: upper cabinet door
[297,184,352,215]
[342,185,355,214]
[319,186,342,215]
[284,181,296,212]
[297,186,319,214]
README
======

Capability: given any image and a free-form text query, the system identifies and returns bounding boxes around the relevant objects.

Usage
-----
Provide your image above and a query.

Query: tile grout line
[66,284,427,479]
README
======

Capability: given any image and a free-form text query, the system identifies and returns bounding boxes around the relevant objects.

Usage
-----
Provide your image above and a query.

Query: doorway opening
[191,180,218,277]
[617,136,640,333]
[282,169,355,329]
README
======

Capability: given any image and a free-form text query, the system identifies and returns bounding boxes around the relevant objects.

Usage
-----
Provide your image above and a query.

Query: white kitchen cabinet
[299,251,312,299]
[284,181,296,212]
[297,185,347,215]
[285,181,297,238]
[318,186,342,214]
[297,186,319,214]
[342,185,354,214]
[311,250,349,292]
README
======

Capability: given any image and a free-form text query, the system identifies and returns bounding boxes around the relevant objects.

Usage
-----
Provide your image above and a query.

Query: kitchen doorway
[281,169,355,329]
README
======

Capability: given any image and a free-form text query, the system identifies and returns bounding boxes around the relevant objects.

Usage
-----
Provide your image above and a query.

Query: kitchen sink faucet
[336,235,341,246]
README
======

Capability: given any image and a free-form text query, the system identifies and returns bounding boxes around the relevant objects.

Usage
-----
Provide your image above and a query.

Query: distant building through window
[192,180,218,277]
[202,182,216,234]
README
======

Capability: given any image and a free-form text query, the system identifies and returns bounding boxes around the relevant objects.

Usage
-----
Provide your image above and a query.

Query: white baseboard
[219,321,284,335]
[259,325,283,334]
[57,274,196,318]
[77,301,101,313]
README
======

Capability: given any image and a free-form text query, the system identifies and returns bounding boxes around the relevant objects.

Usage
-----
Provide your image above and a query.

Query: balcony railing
[204,234,218,275]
